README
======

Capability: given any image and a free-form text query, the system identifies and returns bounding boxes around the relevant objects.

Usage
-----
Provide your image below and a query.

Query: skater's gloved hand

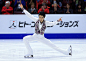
[57,17,62,22]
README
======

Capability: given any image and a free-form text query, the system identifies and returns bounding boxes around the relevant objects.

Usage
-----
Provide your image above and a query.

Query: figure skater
[19,4,72,58]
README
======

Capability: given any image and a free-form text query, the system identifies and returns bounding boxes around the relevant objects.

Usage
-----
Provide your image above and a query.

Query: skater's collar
[39,20,44,24]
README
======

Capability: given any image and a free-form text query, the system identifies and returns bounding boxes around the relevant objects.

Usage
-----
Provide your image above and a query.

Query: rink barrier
[0,33,86,39]
[0,14,86,39]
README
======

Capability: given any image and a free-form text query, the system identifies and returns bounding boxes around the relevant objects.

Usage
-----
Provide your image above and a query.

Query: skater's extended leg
[38,38,69,55]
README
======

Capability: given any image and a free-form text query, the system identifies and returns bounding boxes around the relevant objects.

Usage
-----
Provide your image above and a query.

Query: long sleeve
[44,8,49,14]
[1,7,6,13]
[6,7,13,14]
[38,8,49,14]
[23,9,38,22]
[38,8,43,13]
[46,21,59,26]
[6,7,13,12]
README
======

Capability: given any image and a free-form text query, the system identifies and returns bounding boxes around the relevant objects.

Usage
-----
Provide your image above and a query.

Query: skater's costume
[23,9,70,57]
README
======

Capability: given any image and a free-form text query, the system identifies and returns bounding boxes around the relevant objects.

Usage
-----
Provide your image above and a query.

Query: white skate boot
[68,45,72,56]
[24,54,33,58]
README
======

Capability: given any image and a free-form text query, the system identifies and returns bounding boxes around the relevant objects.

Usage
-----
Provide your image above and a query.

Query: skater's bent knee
[23,36,32,42]
[23,36,27,41]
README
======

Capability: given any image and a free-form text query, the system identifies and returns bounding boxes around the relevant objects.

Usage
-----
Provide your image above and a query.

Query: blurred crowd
[0,0,86,14]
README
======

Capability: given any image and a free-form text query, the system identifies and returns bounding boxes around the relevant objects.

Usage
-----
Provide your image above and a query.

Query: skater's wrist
[21,8,25,10]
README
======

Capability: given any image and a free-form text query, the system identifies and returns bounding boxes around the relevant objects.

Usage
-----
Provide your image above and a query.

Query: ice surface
[0,39,86,61]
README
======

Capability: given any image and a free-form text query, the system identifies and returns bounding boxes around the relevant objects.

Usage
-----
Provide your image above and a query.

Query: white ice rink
[0,39,86,61]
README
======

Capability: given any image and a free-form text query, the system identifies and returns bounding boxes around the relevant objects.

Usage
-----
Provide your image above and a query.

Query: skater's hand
[58,17,62,22]
[19,4,23,9]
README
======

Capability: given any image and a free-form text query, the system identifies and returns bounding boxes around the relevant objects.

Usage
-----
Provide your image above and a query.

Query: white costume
[23,9,70,56]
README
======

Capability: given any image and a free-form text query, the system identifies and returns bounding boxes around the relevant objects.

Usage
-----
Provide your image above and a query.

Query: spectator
[51,0,59,4]
[52,0,62,9]
[76,0,79,6]
[59,0,62,8]
[0,0,3,14]
[14,0,26,11]
[62,0,72,9]
[1,1,13,14]
[28,3,37,14]
[38,3,49,14]
[27,0,36,9]
[38,0,51,9]
[3,0,14,7]
[76,4,83,14]
[42,0,51,5]
[51,3,61,14]
[64,3,73,14]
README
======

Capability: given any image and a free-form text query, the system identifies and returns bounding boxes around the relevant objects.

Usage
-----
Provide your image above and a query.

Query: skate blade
[24,56,34,58]
[69,45,72,56]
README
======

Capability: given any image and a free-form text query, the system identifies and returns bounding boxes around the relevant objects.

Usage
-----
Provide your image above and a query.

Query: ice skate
[24,54,33,58]
[68,45,72,56]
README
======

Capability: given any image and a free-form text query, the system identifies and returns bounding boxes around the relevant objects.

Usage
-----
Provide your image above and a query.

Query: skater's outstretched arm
[46,17,62,26]
[19,4,38,22]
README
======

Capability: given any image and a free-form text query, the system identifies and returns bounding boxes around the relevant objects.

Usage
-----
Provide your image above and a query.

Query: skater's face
[39,15,44,22]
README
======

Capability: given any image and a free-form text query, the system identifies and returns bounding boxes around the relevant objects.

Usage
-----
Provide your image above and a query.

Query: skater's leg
[23,35,37,56]
[38,38,69,55]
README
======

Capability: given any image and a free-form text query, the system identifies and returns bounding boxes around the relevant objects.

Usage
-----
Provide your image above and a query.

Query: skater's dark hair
[39,11,45,18]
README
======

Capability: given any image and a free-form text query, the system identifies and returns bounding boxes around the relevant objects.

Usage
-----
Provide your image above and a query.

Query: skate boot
[68,45,72,56]
[24,54,33,58]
